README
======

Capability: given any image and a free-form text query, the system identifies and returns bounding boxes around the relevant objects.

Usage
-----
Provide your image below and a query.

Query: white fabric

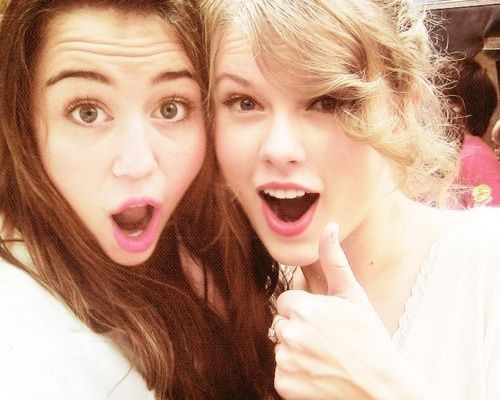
[392,206,500,399]
[0,249,154,400]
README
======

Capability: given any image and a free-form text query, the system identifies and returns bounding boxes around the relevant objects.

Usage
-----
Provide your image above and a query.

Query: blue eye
[238,98,256,111]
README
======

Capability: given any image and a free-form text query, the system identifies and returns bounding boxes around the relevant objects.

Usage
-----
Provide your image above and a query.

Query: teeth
[263,189,306,199]
[127,229,145,238]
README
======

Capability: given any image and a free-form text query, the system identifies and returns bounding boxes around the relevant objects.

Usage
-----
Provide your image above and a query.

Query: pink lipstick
[110,198,161,253]
[258,183,319,238]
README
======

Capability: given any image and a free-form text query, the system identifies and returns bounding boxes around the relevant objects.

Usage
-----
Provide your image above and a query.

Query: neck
[302,191,427,294]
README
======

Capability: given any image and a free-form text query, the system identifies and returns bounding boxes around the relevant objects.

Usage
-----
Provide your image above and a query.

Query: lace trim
[391,223,453,351]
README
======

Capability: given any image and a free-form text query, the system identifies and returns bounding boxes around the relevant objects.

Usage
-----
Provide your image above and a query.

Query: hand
[272,223,430,400]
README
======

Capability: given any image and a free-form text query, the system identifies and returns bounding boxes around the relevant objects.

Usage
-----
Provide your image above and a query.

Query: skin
[34,9,205,266]
[213,28,445,299]
[213,28,450,399]
[213,29,391,269]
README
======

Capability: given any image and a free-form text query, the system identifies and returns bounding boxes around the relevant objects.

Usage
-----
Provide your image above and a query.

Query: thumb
[319,222,369,306]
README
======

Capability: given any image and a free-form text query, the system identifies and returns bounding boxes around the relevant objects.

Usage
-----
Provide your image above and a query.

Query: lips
[258,184,319,237]
[110,199,161,253]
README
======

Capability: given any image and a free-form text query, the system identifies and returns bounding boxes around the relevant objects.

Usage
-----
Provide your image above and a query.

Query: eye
[223,95,260,113]
[239,98,256,111]
[152,100,189,122]
[69,104,108,125]
[308,96,340,113]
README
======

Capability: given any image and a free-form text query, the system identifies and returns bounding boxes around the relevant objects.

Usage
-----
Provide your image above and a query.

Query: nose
[112,118,157,179]
[259,113,305,168]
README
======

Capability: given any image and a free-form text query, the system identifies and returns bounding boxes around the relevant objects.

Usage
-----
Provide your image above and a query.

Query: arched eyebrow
[151,70,196,85]
[46,70,111,86]
[46,69,197,87]
[214,73,250,88]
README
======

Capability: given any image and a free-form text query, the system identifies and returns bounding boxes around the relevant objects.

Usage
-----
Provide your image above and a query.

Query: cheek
[320,138,387,214]
[38,126,95,199]
[215,123,254,188]
[167,127,206,189]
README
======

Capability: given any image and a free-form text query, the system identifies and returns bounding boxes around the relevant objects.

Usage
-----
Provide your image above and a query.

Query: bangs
[238,0,383,102]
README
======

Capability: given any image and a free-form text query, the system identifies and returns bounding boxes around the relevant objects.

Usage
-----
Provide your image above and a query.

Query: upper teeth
[263,189,306,199]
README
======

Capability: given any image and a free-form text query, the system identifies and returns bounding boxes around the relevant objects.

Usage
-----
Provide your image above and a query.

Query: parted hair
[202,0,460,204]
[0,0,277,398]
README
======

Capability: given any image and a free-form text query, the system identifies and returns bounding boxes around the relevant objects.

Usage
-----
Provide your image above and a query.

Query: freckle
[369,261,374,266]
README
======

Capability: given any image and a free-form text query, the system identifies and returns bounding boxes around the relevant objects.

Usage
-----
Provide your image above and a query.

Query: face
[213,29,392,266]
[34,9,205,266]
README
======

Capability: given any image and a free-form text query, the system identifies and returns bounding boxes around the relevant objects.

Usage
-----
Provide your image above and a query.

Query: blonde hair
[202,0,460,204]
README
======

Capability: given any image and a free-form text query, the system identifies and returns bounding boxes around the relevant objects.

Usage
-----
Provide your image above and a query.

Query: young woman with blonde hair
[0,0,278,398]
[202,0,500,398]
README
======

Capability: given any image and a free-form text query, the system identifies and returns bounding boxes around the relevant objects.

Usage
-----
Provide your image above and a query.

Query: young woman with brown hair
[0,1,277,398]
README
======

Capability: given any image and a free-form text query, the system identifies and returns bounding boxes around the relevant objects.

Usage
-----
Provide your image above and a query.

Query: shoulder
[0,256,84,332]
[449,207,500,240]
[438,207,500,279]
[0,259,153,400]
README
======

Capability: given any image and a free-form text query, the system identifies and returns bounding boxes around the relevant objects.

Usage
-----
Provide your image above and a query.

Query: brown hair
[0,0,277,398]
[442,57,498,138]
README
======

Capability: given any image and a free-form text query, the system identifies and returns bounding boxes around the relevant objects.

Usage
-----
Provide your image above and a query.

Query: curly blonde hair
[202,0,460,204]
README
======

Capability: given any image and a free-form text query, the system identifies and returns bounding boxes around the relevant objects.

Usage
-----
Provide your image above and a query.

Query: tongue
[113,206,150,232]
[264,194,318,222]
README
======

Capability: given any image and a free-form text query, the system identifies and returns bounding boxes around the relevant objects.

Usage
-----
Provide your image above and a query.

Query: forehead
[39,8,193,75]
[215,27,253,65]
[215,27,323,94]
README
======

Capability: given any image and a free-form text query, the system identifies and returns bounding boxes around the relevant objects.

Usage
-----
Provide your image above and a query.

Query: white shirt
[0,248,154,400]
[392,207,500,399]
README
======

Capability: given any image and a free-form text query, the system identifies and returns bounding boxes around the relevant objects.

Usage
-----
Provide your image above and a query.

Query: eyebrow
[214,73,250,88]
[46,69,196,87]
[151,70,197,85]
[46,70,111,87]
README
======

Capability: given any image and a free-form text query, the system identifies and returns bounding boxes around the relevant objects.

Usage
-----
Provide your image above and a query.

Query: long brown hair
[0,0,278,398]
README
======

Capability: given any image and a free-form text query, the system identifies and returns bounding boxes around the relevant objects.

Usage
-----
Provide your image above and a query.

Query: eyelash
[221,93,341,115]
[222,93,260,112]
[307,96,341,113]
[64,96,98,113]
[63,95,195,126]
[156,95,194,125]
[63,96,107,124]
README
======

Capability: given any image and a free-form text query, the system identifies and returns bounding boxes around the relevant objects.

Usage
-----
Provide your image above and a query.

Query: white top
[392,206,500,399]
[0,246,154,400]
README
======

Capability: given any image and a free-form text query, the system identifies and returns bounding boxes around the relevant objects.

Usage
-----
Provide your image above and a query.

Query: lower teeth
[126,229,145,238]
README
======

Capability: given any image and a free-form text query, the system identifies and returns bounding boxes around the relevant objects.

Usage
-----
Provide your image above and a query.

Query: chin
[107,247,155,267]
[267,243,318,267]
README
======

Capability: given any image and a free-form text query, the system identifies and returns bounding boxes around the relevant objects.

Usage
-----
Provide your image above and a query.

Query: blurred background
[415,0,499,145]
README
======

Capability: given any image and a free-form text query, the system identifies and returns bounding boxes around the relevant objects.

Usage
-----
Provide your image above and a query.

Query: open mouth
[111,204,154,238]
[259,189,319,222]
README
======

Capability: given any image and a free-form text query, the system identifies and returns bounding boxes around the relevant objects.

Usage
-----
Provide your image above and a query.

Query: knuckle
[290,301,312,319]
[274,345,288,367]
[274,373,296,399]
[280,321,299,344]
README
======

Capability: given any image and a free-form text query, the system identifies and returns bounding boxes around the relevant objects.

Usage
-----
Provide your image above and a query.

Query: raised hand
[271,223,431,400]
